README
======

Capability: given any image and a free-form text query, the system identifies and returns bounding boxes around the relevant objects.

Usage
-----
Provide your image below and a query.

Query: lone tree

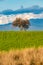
[12,18,30,30]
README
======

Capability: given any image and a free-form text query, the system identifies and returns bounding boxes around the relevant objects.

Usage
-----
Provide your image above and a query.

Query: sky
[0,0,43,11]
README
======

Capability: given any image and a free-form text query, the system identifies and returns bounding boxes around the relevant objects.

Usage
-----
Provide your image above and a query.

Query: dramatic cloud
[0,13,43,25]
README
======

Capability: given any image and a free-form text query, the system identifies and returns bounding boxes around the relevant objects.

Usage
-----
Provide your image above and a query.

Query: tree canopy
[12,18,30,30]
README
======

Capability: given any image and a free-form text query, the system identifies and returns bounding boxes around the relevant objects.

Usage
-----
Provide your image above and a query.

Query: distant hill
[0,23,12,31]
[0,19,43,31]
[0,23,19,31]
[0,5,43,15]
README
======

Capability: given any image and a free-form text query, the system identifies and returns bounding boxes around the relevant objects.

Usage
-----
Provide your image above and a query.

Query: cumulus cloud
[0,15,8,25]
[0,13,43,25]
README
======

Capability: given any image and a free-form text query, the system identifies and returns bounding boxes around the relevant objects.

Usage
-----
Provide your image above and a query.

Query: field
[0,31,43,50]
[0,31,43,65]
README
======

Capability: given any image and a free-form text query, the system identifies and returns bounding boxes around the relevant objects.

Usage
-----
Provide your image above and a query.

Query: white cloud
[0,15,8,25]
[0,13,43,25]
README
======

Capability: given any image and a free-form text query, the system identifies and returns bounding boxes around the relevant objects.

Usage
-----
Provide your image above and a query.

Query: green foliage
[0,31,43,50]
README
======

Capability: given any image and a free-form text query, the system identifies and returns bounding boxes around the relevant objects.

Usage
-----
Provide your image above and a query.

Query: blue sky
[0,0,43,11]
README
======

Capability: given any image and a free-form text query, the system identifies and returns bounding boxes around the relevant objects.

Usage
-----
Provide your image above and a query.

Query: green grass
[0,31,43,50]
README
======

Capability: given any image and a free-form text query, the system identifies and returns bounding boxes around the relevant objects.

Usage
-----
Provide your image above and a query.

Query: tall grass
[0,31,43,50]
[0,48,43,65]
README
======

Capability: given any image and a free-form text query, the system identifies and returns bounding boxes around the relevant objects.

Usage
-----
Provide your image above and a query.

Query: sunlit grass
[0,31,43,50]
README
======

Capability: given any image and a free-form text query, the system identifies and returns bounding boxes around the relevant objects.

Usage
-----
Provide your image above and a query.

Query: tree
[12,18,30,30]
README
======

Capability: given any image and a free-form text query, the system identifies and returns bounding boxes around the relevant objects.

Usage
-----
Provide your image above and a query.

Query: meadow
[0,31,43,50]
[0,31,43,65]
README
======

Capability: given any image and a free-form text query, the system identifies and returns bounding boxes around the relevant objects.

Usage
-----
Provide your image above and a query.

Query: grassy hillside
[0,31,43,50]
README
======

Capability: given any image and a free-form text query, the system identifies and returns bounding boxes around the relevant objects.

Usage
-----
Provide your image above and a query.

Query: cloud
[0,13,43,25]
[0,15,8,25]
